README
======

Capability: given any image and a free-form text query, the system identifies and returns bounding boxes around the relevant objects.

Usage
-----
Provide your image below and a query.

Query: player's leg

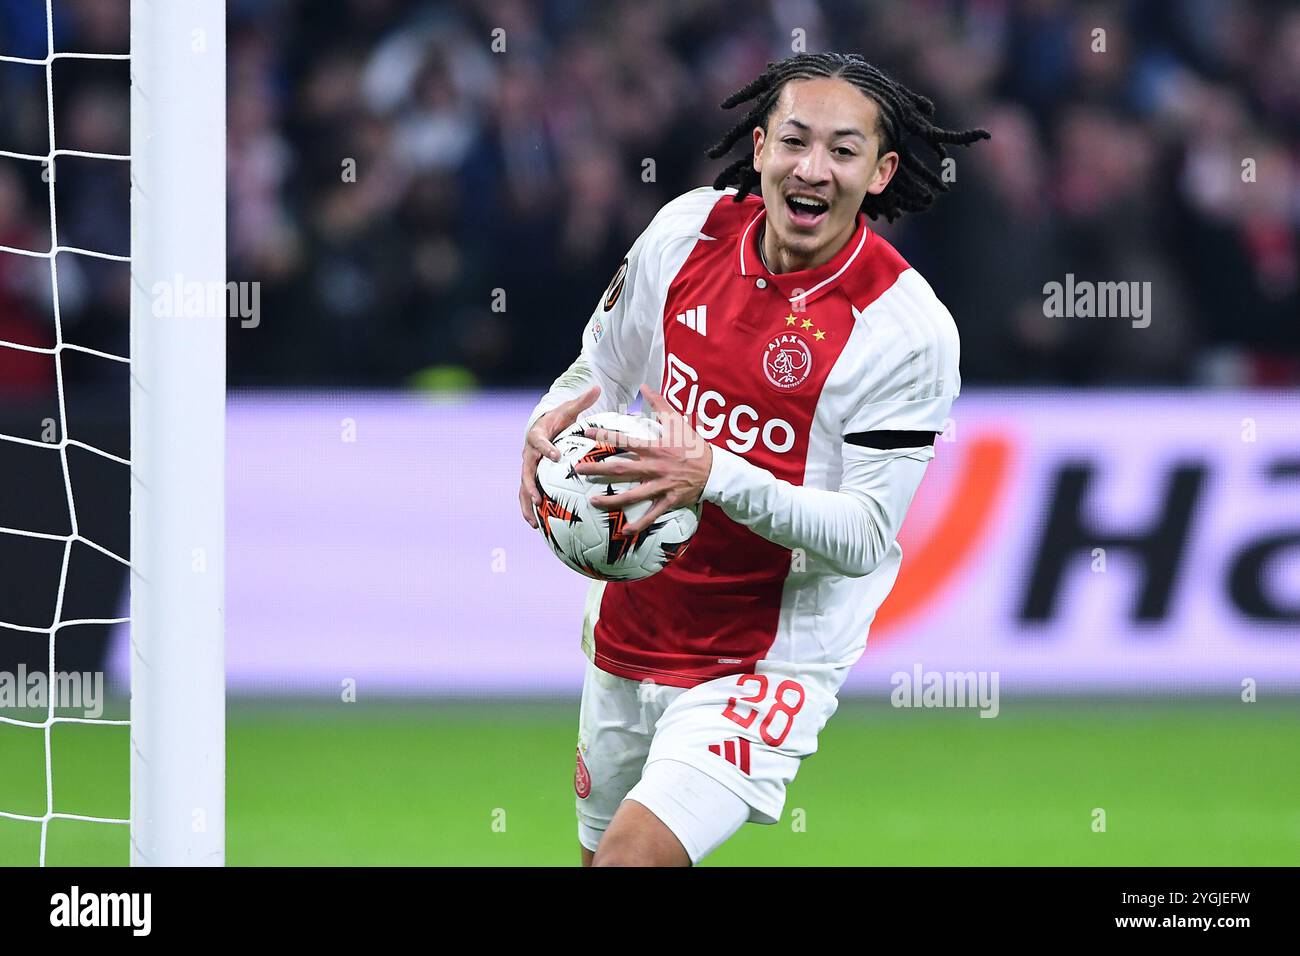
[574,659,658,864]
[592,759,749,866]
[591,799,688,867]
[606,666,842,865]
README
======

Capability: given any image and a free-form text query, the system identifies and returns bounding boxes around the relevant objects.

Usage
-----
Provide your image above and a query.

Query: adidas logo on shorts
[707,737,751,776]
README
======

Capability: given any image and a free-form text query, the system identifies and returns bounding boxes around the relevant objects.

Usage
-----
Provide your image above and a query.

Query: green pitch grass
[2,696,1297,866]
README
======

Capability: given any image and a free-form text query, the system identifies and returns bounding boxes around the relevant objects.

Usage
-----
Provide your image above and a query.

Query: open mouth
[785,194,829,228]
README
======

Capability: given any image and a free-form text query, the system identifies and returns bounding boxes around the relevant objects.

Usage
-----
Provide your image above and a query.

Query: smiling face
[752,76,899,273]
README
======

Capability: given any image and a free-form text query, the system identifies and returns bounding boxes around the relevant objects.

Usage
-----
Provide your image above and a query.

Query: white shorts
[574,657,843,863]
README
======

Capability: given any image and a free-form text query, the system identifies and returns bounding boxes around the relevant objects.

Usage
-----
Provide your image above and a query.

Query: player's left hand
[575,385,713,535]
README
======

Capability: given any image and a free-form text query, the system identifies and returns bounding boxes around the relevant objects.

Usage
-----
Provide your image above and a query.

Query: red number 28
[721,675,806,747]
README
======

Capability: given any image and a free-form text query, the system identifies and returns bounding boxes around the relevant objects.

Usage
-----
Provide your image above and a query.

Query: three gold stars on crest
[785,314,826,341]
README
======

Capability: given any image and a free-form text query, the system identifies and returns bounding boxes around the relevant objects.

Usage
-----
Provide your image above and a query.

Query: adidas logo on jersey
[708,737,752,776]
[675,304,707,336]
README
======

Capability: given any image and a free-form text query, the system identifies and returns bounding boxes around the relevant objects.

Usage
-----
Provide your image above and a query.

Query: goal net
[0,0,226,867]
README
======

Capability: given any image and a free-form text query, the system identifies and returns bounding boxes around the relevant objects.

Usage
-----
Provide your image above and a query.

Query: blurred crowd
[1,0,1297,392]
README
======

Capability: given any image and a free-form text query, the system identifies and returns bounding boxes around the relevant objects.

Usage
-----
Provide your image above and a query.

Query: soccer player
[518,52,989,866]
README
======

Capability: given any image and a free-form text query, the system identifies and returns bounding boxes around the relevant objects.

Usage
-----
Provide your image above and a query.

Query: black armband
[843,430,937,450]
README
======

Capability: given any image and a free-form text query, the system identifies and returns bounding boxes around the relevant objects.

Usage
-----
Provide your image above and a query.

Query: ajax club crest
[762,331,813,390]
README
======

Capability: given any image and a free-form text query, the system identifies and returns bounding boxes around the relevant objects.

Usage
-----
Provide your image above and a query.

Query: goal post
[129,0,227,866]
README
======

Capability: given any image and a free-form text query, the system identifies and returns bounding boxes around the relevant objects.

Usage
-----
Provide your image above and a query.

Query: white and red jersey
[528,186,960,689]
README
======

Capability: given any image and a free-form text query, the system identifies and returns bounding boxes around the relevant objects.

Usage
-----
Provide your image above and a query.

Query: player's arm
[519,203,665,526]
[701,427,938,578]
[579,296,959,562]
[701,308,959,577]
[522,217,662,438]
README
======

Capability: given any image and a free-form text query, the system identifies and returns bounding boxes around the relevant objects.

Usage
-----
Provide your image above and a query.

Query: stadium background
[1,0,1298,865]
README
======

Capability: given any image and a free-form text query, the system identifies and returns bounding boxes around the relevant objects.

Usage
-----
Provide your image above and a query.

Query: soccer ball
[532,411,700,582]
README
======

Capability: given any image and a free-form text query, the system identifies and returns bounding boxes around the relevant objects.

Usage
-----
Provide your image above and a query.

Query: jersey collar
[735,203,875,307]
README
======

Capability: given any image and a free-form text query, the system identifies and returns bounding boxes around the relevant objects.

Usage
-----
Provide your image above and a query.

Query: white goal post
[129,0,227,865]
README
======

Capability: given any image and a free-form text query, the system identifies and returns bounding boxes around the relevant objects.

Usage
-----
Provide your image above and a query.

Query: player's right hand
[519,384,601,529]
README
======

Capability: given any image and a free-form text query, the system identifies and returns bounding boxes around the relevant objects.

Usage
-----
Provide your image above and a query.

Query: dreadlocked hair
[706,52,991,223]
